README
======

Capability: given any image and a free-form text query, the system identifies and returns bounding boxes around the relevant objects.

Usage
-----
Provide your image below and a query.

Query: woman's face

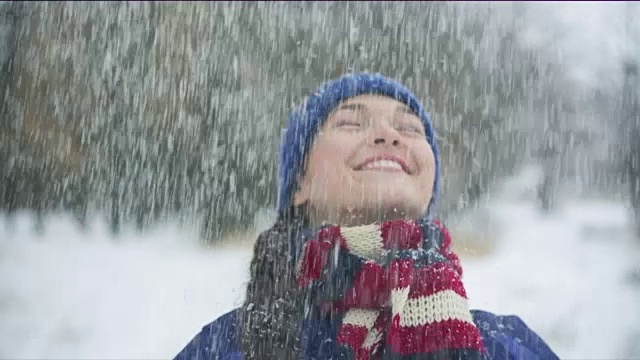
[293,94,436,225]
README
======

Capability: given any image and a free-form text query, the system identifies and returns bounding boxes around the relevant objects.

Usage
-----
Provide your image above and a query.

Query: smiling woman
[293,95,436,228]
[174,73,559,360]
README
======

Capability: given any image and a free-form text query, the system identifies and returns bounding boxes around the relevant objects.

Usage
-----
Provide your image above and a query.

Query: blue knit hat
[277,73,440,219]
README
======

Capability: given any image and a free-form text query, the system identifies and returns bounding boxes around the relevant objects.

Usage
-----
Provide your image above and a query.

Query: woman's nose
[373,137,400,146]
[370,123,400,147]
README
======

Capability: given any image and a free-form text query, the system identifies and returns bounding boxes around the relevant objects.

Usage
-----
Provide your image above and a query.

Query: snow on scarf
[296,219,487,359]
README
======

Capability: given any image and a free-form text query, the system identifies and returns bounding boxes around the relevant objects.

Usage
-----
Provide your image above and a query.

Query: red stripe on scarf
[342,261,388,308]
[387,319,487,355]
[296,239,332,287]
[432,220,465,276]
[337,323,370,356]
[444,250,464,277]
[409,262,468,299]
[297,225,349,288]
[380,220,423,249]
[388,258,414,289]
[433,220,452,249]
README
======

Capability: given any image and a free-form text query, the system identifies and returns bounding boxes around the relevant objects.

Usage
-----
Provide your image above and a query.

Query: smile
[355,155,411,174]
[361,160,405,172]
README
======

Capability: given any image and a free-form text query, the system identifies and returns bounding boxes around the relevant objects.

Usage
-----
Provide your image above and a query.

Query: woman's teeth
[363,160,403,171]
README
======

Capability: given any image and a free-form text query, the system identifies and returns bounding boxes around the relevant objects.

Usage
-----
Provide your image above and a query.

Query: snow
[0,217,251,359]
[462,170,640,358]
[0,2,14,68]
[1,168,639,359]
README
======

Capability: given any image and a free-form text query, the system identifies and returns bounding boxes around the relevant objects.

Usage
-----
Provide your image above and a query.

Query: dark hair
[238,206,310,359]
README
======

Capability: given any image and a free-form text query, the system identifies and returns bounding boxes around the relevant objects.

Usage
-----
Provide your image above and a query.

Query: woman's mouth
[360,159,405,172]
[354,155,411,173]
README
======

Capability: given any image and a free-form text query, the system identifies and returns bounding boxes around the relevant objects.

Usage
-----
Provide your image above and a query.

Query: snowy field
[1,170,639,359]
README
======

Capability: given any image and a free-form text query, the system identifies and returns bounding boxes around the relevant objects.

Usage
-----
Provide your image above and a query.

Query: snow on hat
[276,72,440,219]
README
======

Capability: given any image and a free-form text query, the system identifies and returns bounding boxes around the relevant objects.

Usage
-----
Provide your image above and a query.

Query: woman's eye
[399,125,424,134]
[336,120,362,128]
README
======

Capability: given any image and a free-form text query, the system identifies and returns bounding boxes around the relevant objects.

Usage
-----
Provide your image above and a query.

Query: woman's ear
[292,175,310,207]
[293,156,311,207]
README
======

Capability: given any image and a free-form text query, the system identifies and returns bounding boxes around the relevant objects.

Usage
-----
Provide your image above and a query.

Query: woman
[175,73,559,360]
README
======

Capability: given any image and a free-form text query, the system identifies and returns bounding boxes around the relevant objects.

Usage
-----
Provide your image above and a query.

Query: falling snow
[2,2,640,359]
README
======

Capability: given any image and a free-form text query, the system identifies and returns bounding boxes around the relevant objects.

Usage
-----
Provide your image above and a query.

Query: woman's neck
[307,205,420,228]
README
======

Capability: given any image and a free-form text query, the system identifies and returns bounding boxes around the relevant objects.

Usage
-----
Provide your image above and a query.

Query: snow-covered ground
[1,168,639,359]
[462,169,640,359]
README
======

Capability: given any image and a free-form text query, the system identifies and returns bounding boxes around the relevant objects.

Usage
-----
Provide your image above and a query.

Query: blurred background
[0,2,639,359]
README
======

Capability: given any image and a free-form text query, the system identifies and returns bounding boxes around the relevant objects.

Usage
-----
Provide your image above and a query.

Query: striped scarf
[295,219,487,359]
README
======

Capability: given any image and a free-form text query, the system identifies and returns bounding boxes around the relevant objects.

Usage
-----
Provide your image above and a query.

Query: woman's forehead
[334,94,411,112]
[326,95,419,123]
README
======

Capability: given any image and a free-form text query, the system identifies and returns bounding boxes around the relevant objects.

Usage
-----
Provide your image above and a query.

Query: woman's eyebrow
[397,105,416,115]
[336,103,365,111]
[335,103,415,115]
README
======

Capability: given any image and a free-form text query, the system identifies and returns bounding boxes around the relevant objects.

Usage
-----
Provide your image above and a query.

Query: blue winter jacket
[174,308,559,360]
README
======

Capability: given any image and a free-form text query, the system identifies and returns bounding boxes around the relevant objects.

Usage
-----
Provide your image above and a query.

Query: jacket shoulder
[173,309,242,360]
[471,309,559,360]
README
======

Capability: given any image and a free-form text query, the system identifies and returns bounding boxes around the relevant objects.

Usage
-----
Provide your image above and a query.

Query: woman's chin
[357,197,426,220]
[369,187,425,207]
